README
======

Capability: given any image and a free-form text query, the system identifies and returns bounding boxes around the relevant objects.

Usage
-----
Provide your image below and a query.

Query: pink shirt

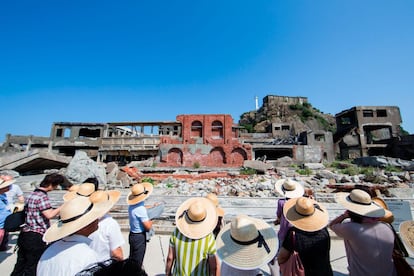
[331,221,397,276]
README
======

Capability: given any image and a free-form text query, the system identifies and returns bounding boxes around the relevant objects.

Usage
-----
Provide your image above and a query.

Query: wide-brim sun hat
[275,178,304,199]
[205,193,225,217]
[89,190,121,206]
[335,189,385,218]
[43,196,113,243]
[63,183,96,201]
[0,179,16,189]
[216,214,277,270]
[127,182,153,205]
[175,197,217,240]
[283,197,329,232]
[399,220,414,256]
[372,197,394,223]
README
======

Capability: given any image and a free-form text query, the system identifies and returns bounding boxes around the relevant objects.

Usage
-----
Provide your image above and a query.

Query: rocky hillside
[239,95,336,134]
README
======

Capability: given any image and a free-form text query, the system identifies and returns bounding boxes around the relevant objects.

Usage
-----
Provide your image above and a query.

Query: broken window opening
[315,134,325,142]
[79,128,101,139]
[376,109,387,117]
[211,120,223,139]
[191,121,203,138]
[363,110,374,117]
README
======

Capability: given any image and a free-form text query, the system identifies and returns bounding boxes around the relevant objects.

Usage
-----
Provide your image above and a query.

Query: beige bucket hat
[205,193,225,217]
[335,189,385,218]
[43,196,113,243]
[275,178,304,199]
[127,182,153,205]
[283,197,329,232]
[216,215,277,270]
[175,197,217,240]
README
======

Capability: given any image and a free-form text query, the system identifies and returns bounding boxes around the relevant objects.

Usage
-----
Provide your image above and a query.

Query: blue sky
[1,1,413,142]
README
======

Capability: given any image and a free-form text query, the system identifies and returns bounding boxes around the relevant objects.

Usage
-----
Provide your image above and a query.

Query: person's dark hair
[84,177,99,191]
[348,211,364,223]
[39,173,65,188]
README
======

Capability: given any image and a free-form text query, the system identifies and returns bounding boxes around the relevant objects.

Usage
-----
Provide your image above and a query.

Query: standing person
[329,189,396,276]
[88,190,124,262]
[11,173,65,276]
[0,177,15,251]
[206,193,225,238]
[277,197,333,276]
[64,182,125,262]
[274,178,305,245]
[37,195,113,275]
[216,214,278,275]
[5,181,24,213]
[127,182,153,268]
[165,197,218,276]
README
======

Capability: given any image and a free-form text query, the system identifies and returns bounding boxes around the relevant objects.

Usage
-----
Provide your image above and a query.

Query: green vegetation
[165,183,174,188]
[240,123,255,133]
[296,168,312,176]
[141,177,155,185]
[240,168,257,175]
[384,165,402,173]
[193,162,200,169]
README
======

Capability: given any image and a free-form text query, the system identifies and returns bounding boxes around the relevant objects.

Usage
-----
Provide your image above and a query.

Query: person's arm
[277,247,291,265]
[42,205,62,219]
[165,245,176,276]
[142,219,153,231]
[208,254,217,276]
[110,246,124,261]
[329,211,350,230]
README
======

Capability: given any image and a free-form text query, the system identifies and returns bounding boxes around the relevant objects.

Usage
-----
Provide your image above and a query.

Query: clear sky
[1,1,413,143]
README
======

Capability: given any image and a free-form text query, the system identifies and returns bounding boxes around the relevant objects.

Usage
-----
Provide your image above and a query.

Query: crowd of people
[0,173,411,275]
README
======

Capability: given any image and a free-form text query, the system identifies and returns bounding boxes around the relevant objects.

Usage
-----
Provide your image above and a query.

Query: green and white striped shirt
[169,228,217,276]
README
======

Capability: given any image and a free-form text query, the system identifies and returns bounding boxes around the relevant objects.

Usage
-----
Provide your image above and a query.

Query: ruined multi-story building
[334,106,403,159]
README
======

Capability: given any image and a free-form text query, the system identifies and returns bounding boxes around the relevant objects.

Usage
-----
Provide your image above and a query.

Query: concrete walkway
[1,230,350,276]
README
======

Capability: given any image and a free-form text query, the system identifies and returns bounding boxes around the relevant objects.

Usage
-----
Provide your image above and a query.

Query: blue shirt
[128,201,149,233]
[0,194,11,228]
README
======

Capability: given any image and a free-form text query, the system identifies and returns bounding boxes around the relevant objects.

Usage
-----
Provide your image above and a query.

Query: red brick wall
[159,114,251,167]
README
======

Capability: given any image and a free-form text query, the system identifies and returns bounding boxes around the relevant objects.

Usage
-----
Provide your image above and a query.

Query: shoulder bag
[279,231,305,276]
[4,209,26,232]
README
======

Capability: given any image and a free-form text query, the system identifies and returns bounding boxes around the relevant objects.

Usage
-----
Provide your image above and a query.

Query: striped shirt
[169,228,217,276]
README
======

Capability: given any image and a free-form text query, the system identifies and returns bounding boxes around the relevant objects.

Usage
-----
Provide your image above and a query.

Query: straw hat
[175,197,217,240]
[283,197,329,232]
[43,196,113,243]
[399,220,414,255]
[335,189,385,218]
[127,182,153,205]
[275,178,304,199]
[205,193,225,217]
[372,197,394,223]
[0,178,15,189]
[63,183,96,201]
[89,190,121,205]
[216,215,277,270]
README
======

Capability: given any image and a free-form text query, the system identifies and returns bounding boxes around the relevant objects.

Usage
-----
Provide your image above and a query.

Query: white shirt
[37,234,99,276]
[5,184,23,210]
[89,214,125,262]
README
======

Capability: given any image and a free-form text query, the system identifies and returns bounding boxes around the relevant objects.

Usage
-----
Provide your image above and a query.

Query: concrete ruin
[1,96,413,173]
[334,106,405,159]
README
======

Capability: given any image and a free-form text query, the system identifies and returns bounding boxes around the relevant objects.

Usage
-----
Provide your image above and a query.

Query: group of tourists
[0,173,411,275]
